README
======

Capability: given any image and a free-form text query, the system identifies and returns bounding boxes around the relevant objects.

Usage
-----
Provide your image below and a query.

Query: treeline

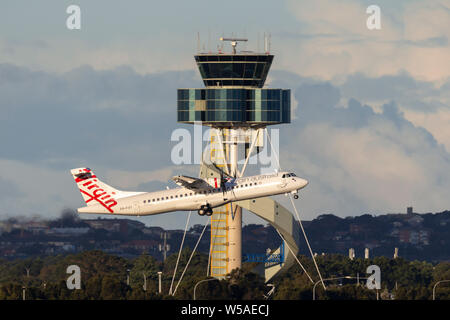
[275,254,450,300]
[0,250,449,300]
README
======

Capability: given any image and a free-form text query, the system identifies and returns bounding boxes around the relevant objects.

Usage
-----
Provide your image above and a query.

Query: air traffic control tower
[177,38,300,282]
[178,38,290,126]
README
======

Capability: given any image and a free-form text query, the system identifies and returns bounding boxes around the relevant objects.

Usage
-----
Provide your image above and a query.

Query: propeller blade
[230,202,235,220]
[221,170,226,196]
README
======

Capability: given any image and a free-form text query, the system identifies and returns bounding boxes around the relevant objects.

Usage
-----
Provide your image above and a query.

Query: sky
[0,0,449,228]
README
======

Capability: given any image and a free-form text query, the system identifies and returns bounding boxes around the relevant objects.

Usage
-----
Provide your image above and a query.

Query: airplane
[70,167,308,217]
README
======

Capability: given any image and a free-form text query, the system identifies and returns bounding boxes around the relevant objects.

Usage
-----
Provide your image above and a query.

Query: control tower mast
[177,36,291,278]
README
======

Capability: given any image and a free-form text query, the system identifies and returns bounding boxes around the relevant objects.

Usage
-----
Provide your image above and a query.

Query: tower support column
[227,130,242,273]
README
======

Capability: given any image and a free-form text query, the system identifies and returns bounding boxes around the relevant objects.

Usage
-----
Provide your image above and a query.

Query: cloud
[2,0,448,82]
[402,108,450,152]
[0,176,24,200]
[1,61,449,228]
[107,165,198,190]
[280,0,450,81]
[275,76,450,220]
[0,63,203,222]
[338,72,450,150]
[0,158,79,218]
[0,63,203,171]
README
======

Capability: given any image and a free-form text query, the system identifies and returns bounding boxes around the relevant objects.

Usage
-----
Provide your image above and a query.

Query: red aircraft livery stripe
[80,189,116,213]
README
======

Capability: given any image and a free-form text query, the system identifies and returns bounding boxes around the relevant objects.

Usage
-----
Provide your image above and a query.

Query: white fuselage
[78,172,308,216]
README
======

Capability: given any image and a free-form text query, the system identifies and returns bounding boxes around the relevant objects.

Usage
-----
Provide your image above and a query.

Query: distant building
[406,215,424,227]
[398,229,430,245]
[83,218,145,234]
[419,230,430,245]
[121,240,158,252]
[349,248,355,260]
[46,227,89,236]
[349,224,364,234]
[399,230,410,243]
[407,207,413,215]
[394,247,399,259]
[142,226,164,236]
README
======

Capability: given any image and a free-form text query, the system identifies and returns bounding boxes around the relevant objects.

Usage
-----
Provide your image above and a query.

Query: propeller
[217,167,240,220]
[220,169,227,197]
[209,162,239,220]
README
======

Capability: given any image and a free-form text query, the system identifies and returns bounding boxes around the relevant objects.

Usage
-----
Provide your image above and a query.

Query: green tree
[129,254,160,289]
[85,275,103,299]
[0,283,22,300]
[100,275,128,300]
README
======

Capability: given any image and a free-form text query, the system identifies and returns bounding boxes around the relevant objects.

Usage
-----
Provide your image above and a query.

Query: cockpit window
[282,173,297,178]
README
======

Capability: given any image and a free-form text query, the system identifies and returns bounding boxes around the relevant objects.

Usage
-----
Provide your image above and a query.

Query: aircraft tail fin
[70,167,143,213]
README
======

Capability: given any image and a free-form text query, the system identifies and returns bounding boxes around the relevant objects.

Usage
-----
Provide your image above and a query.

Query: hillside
[0,209,449,262]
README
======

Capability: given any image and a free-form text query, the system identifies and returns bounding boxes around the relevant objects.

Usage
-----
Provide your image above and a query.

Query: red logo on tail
[74,170,117,213]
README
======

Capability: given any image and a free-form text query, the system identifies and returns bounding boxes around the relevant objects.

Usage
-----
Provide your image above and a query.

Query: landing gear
[198,204,213,216]
[293,194,299,199]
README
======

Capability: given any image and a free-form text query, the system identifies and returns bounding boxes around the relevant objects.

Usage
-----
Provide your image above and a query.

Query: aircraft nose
[298,178,308,188]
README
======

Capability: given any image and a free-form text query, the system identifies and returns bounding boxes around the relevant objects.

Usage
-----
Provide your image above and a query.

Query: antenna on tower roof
[243,29,248,51]
[219,37,248,54]
[197,32,200,53]
[257,32,260,53]
[264,32,267,53]
[208,29,211,53]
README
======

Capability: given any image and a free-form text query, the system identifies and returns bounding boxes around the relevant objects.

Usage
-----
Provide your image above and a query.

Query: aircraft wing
[172,175,213,191]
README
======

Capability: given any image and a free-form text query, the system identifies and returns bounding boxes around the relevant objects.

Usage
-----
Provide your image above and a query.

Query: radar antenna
[219,37,248,54]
